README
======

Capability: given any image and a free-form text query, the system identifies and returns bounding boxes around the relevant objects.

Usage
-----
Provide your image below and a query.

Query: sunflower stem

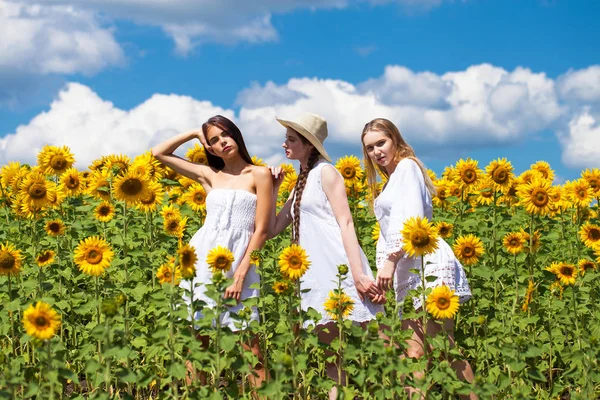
[95,276,102,363]
[8,275,16,357]
[47,340,55,400]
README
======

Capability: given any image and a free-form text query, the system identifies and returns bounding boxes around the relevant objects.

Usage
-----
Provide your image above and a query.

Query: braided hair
[291,147,320,244]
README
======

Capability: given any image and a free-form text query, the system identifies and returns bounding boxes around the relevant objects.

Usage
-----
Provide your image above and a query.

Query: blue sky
[1,0,599,180]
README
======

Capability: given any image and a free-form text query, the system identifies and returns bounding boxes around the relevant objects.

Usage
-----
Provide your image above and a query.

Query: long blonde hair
[361,118,436,209]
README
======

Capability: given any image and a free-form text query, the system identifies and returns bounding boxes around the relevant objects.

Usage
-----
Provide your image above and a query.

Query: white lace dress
[294,161,384,326]
[375,158,471,312]
[180,188,260,331]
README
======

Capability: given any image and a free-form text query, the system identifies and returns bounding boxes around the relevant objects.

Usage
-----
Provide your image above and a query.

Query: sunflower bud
[337,264,349,276]
[101,299,119,317]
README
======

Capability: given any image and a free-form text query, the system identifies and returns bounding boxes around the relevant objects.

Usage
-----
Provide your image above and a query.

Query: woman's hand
[224,276,244,303]
[354,274,386,304]
[268,165,285,191]
[376,262,396,292]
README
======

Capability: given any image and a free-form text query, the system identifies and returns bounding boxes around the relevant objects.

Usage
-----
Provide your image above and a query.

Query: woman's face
[205,125,238,158]
[282,128,312,161]
[362,130,396,171]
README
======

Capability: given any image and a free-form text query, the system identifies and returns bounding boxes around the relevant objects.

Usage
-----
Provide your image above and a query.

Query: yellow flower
[564,179,593,208]
[87,170,112,201]
[546,262,577,286]
[37,145,75,176]
[36,250,55,267]
[400,216,439,257]
[455,158,482,188]
[577,259,596,276]
[503,232,525,255]
[579,222,600,250]
[517,169,543,186]
[250,250,261,266]
[485,158,514,192]
[521,280,534,312]
[272,281,290,295]
[181,183,207,212]
[371,223,380,242]
[58,168,84,197]
[163,216,187,238]
[427,169,437,182]
[131,151,163,181]
[426,285,460,319]
[453,234,485,266]
[279,244,311,280]
[45,219,66,237]
[156,258,181,285]
[335,155,364,182]
[1,161,22,188]
[474,179,495,206]
[433,179,451,208]
[530,160,554,181]
[0,242,23,276]
[178,244,197,279]
[549,281,563,299]
[521,229,541,254]
[434,221,454,239]
[73,236,114,277]
[19,171,56,209]
[22,302,61,340]
[185,144,207,164]
[324,289,355,320]
[251,156,266,167]
[581,168,600,196]
[112,170,151,204]
[518,178,555,216]
[498,181,519,207]
[134,181,164,213]
[161,203,181,221]
[102,154,131,175]
[206,246,235,273]
[94,201,116,223]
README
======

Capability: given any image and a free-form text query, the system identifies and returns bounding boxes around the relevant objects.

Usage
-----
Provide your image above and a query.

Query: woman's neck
[221,156,249,175]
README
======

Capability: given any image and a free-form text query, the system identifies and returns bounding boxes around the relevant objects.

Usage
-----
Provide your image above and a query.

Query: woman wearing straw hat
[268,112,385,393]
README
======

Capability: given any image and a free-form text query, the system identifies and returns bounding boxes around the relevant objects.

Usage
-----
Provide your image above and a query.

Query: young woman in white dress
[361,118,476,397]
[269,113,385,394]
[151,115,272,386]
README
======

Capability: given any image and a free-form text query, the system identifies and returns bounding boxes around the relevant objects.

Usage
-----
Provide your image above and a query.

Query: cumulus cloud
[557,65,600,104]
[559,108,600,169]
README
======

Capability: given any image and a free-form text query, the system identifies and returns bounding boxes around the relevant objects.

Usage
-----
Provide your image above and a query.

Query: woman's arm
[151,129,213,187]
[266,166,293,239]
[321,165,385,303]
[224,167,274,301]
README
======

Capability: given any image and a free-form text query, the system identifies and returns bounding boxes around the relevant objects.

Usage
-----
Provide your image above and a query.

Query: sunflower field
[1,144,600,399]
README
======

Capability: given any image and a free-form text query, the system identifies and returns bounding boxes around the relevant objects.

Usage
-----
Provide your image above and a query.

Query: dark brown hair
[202,115,254,170]
[291,135,321,244]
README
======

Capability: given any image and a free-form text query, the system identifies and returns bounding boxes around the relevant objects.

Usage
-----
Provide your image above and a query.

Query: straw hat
[276,112,332,162]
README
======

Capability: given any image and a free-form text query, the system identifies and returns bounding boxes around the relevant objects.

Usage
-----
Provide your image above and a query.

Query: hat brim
[276,118,332,162]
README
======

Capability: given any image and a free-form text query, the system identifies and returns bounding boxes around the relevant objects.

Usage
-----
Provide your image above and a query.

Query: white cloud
[559,108,600,169]
[557,65,600,104]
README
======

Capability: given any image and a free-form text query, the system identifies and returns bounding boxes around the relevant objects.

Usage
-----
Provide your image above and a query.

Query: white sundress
[180,188,260,331]
[294,161,384,326]
[375,158,471,312]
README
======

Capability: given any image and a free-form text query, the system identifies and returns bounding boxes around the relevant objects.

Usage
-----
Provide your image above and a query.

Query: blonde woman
[361,118,476,398]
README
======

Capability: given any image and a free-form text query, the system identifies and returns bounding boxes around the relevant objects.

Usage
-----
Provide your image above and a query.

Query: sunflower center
[167,220,178,230]
[461,169,477,184]
[181,252,192,265]
[589,179,598,189]
[0,252,15,270]
[481,189,493,198]
[121,178,143,196]
[114,162,127,171]
[437,189,447,200]
[50,155,67,170]
[99,206,111,216]
[436,297,450,310]
[589,228,600,241]
[66,176,79,189]
[194,193,205,203]
[582,262,594,271]
[86,249,103,265]
[289,255,302,269]
[35,316,49,328]
[38,252,51,263]
[28,183,47,199]
[439,227,449,235]
[462,246,475,258]
[411,230,430,247]
[342,167,356,180]
[141,192,156,205]
[215,256,228,269]
[559,266,573,277]
[577,189,586,199]
[509,238,519,247]
[451,187,461,197]
[48,223,60,233]
[492,169,508,184]
[531,188,549,207]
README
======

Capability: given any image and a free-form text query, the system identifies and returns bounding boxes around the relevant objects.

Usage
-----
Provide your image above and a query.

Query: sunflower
[163,216,187,238]
[280,163,296,177]
[272,281,290,295]
[530,161,554,181]
[135,181,164,213]
[161,203,181,221]
[581,168,600,196]
[521,229,541,253]
[546,262,577,286]
[0,161,22,189]
[434,221,454,239]
[131,152,163,181]
[442,165,457,181]
[400,216,439,257]
[94,201,116,223]
[503,232,525,255]
[112,170,151,204]
[156,258,182,285]
[185,144,208,164]
[564,179,593,208]
[425,285,460,319]
[89,156,109,172]
[181,183,207,212]
[475,179,495,206]
[19,171,55,209]
[427,169,437,182]
[518,169,544,186]
[22,302,61,340]
[36,250,55,267]
[45,219,66,237]
[433,179,451,208]
[178,244,197,279]
[578,222,600,250]
[518,177,556,216]
[578,259,596,276]
[371,223,380,242]
[0,242,23,276]
[58,168,84,197]
[549,281,564,299]
[38,145,75,176]
[279,172,298,196]
[9,166,31,193]
[87,170,112,201]
[206,246,235,274]
[499,181,519,207]
[455,158,481,188]
[250,250,262,266]
[73,236,114,277]
[102,154,131,175]
[521,280,535,312]
[449,182,463,200]
[453,234,485,266]
[335,155,364,183]
[324,289,355,320]
[279,244,311,280]
[485,158,514,192]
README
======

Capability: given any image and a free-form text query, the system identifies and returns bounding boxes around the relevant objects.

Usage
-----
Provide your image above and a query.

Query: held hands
[376,262,396,292]
[355,274,386,305]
